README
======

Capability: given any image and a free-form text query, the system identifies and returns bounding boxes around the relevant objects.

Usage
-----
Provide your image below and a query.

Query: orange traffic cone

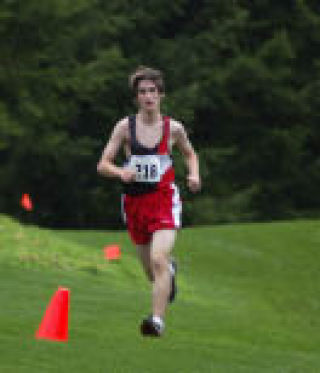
[20,193,33,211]
[103,244,121,261]
[35,287,70,342]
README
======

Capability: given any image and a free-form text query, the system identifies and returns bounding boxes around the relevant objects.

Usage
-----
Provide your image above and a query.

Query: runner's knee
[151,254,169,274]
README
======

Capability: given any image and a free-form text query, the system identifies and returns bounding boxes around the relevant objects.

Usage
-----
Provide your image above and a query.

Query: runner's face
[136,80,162,112]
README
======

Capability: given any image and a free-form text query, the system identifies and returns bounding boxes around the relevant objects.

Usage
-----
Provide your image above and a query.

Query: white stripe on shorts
[171,183,182,228]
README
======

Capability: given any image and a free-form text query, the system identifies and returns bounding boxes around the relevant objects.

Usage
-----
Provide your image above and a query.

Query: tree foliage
[0,0,319,227]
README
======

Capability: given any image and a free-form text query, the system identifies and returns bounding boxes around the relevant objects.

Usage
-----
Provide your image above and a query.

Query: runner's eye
[138,87,157,94]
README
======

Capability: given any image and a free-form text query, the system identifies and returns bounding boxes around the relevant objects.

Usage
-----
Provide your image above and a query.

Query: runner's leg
[150,229,176,318]
[136,243,154,282]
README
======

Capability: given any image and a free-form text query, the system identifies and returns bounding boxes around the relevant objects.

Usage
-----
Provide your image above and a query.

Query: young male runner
[97,66,201,337]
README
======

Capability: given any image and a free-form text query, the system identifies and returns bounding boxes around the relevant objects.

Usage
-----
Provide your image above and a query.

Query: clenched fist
[187,174,201,193]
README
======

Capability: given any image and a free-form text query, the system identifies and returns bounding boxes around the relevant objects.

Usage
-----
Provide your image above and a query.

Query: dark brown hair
[129,66,165,94]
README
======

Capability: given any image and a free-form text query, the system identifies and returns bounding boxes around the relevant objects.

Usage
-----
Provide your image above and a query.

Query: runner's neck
[138,110,162,126]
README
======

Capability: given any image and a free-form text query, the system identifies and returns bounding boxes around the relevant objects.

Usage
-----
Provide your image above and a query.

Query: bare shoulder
[100,117,130,160]
[169,117,189,143]
[169,118,184,132]
[114,116,129,134]
[169,117,194,154]
[108,116,129,142]
[169,118,186,138]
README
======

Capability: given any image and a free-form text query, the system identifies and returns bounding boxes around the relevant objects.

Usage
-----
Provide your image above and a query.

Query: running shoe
[140,316,164,337]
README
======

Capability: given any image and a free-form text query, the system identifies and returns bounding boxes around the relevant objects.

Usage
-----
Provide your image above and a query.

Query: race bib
[129,155,161,183]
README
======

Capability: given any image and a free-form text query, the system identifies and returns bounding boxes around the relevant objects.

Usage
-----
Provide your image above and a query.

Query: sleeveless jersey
[123,115,175,195]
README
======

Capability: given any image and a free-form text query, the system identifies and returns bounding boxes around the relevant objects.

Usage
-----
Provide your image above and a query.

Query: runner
[97,66,201,336]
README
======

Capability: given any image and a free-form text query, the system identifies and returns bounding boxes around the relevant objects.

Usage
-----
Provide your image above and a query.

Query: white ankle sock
[152,316,164,328]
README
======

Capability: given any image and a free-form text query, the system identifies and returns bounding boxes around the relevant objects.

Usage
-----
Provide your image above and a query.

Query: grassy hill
[0,214,319,372]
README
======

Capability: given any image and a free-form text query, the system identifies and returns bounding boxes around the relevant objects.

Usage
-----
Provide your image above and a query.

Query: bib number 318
[130,155,161,183]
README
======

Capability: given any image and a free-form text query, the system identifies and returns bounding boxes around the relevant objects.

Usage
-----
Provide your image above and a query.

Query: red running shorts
[122,183,181,245]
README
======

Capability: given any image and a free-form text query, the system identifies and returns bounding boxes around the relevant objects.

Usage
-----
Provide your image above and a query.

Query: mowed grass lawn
[0,214,319,372]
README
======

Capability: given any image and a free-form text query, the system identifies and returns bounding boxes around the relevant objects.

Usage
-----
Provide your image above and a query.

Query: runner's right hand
[120,168,136,183]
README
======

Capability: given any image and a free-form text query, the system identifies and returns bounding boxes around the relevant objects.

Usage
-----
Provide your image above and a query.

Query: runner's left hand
[187,175,201,193]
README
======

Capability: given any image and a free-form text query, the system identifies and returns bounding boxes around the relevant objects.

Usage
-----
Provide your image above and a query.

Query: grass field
[0,214,319,372]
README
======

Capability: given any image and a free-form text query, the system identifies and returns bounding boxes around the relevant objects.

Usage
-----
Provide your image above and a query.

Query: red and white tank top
[123,115,175,195]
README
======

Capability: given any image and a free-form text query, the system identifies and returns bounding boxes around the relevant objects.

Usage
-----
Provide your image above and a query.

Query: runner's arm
[97,119,135,182]
[174,121,201,192]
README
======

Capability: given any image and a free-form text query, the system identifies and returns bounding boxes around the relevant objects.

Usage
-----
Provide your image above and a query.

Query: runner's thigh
[151,229,176,258]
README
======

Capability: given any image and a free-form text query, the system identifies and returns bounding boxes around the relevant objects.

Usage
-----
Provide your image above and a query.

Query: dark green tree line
[0,0,319,227]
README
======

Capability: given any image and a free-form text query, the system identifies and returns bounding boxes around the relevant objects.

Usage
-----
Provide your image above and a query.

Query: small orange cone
[21,193,33,211]
[35,287,70,342]
[103,244,121,261]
